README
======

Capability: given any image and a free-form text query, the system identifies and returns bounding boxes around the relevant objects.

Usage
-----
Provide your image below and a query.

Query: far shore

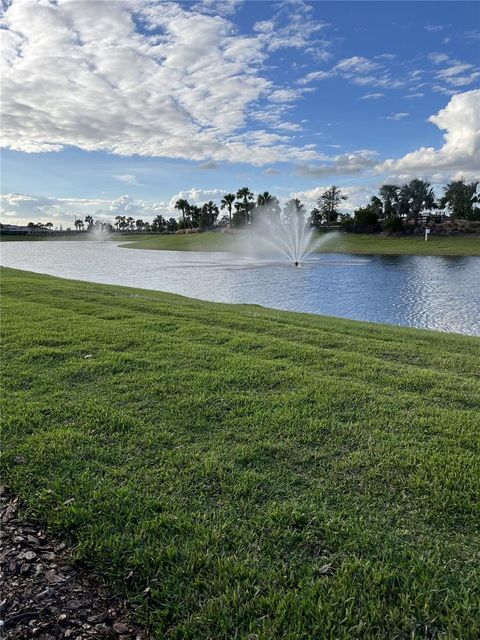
[2,230,480,256]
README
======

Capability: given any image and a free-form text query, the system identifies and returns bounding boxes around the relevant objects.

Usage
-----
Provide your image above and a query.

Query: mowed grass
[120,230,480,256]
[1,267,480,639]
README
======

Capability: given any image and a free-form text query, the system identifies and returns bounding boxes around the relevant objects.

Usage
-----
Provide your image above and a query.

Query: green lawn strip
[1,267,479,639]
[118,231,480,256]
[3,230,479,255]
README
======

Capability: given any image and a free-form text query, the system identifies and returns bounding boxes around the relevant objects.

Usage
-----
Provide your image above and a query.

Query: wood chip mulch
[0,487,149,640]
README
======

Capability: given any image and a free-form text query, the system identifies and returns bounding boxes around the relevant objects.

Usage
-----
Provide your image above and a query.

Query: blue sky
[1,0,479,225]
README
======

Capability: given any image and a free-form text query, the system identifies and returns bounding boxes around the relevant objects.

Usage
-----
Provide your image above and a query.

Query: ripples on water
[1,241,479,336]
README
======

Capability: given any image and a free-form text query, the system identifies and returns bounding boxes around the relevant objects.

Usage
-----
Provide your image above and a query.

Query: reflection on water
[1,241,479,336]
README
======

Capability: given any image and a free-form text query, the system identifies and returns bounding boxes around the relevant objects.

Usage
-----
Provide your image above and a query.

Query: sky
[1,0,479,226]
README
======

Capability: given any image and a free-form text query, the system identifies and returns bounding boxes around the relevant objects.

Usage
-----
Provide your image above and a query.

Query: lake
[1,240,479,336]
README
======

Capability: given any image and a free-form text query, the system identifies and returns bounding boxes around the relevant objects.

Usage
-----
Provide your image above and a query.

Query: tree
[174,198,190,229]
[136,219,145,232]
[45,222,54,230]
[85,215,94,229]
[399,179,436,225]
[166,218,178,232]
[74,219,84,231]
[236,187,255,225]
[353,202,380,227]
[152,215,166,232]
[379,185,400,218]
[256,192,280,218]
[440,179,479,220]
[200,201,219,228]
[189,205,202,228]
[283,198,306,221]
[312,186,348,228]
[221,193,236,228]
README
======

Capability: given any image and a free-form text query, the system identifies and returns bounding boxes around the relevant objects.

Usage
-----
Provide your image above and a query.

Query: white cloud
[193,0,243,17]
[290,184,373,214]
[424,25,444,32]
[334,56,381,75]
[404,93,424,99]
[167,188,227,209]
[253,1,329,56]
[0,188,239,225]
[0,0,319,165]
[268,88,306,103]
[113,174,139,185]
[299,55,403,90]
[377,90,480,181]
[359,93,385,100]
[386,112,410,120]
[198,160,218,170]
[428,53,450,65]
[297,70,333,85]
[0,192,148,225]
[437,63,473,79]
[296,151,378,177]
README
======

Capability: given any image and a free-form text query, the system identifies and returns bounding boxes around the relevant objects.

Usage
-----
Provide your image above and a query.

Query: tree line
[16,178,479,233]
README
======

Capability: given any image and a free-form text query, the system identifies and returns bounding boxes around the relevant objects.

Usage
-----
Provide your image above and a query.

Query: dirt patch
[0,487,148,639]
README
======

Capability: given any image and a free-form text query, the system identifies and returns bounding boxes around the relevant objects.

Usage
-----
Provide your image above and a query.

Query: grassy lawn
[119,231,480,256]
[2,267,479,639]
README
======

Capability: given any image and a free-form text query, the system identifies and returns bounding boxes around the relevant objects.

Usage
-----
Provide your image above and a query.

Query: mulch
[0,486,149,640]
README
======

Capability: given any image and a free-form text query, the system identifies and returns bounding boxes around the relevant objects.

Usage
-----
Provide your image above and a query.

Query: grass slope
[119,231,480,256]
[2,267,479,639]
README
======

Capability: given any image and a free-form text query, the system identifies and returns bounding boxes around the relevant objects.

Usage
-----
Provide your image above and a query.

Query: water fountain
[90,223,111,242]
[243,211,337,266]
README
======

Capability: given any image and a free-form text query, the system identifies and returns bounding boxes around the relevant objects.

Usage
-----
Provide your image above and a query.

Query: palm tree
[174,198,190,229]
[221,193,236,228]
[74,219,84,231]
[201,201,219,228]
[256,192,280,217]
[85,215,94,229]
[283,198,305,220]
[379,185,400,219]
[400,179,436,226]
[236,187,254,225]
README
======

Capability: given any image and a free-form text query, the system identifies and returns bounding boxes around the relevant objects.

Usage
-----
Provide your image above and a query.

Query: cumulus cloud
[0,191,188,226]
[0,0,319,165]
[167,188,227,208]
[0,187,241,225]
[377,89,480,181]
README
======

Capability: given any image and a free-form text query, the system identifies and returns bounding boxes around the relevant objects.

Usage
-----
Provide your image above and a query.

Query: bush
[382,216,404,233]
[353,206,379,226]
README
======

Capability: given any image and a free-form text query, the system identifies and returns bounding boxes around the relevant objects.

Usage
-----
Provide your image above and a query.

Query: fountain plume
[238,210,338,265]
[90,223,111,242]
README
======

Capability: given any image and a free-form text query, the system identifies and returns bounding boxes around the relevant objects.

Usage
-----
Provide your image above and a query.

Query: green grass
[2,267,479,639]
[119,231,480,256]
[3,231,480,255]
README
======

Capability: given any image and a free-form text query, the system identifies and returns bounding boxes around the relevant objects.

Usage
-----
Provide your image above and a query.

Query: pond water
[1,240,479,336]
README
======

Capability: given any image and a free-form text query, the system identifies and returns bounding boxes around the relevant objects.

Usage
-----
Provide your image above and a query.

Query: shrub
[382,216,404,233]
